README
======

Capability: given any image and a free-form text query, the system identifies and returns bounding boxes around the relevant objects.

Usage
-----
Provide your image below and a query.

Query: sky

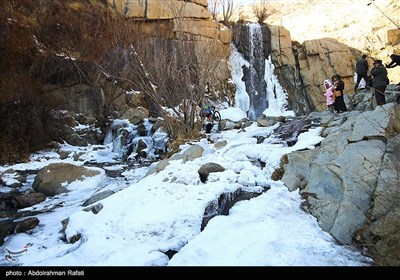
[0,22,371,267]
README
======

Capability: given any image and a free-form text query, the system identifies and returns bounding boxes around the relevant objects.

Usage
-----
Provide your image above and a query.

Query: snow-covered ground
[0,108,371,266]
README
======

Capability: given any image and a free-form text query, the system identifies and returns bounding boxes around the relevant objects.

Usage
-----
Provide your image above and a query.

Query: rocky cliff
[279,87,400,265]
[108,0,232,92]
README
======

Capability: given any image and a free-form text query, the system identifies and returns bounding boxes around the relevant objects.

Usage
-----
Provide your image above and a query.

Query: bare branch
[209,0,220,21]
[221,0,234,26]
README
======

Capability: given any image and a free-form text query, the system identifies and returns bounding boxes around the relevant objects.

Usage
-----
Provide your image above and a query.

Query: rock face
[298,39,357,111]
[108,0,231,93]
[268,26,308,115]
[111,0,209,19]
[279,101,400,264]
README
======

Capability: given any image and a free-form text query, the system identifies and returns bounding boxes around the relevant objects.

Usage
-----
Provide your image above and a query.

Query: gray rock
[281,149,318,191]
[144,152,184,178]
[214,140,228,149]
[182,144,204,163]
[83,190,115,206]
[83,203,103,214]
[219,119,236,131]
[349,103,400,142]
[58,150,71,160]
[144,158,172,177]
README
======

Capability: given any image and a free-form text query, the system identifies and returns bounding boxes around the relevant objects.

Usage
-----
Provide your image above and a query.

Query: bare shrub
[252,0,276,24]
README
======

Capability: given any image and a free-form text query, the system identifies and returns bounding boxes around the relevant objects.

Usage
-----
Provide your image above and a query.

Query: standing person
[354,54,369,92]
[200,104,214,133]
[371,59,389,106]
[332,74,347,113]
[323,79,335,113]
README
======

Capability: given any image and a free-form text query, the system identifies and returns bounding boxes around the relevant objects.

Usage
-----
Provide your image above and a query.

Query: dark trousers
[355,72,368,90]
[205,123,213,133]
[374,86,387,105]
[334,94,347,113]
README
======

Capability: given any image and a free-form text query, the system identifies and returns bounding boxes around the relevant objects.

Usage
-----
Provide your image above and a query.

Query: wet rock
[137,123,147,137]
[0,192,21,210]
[151,119,165,133]
[11,193,46,209]
[68,233,82,244]
[60,218,81,244]
[121,108,149,125]
[136,139,148,158]
[273,118,312,146]
[57,150,71,160]
[0,219,16,246]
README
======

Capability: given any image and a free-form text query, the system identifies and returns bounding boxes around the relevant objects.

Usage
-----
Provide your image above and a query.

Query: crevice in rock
[201,187,269,231]
[163,249,178,260]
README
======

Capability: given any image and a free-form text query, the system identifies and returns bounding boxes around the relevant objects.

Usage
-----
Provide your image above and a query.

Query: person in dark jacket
[332,74,347,113]
[371,59,389,106]
[354,54,369,92]
[386,54,400,68]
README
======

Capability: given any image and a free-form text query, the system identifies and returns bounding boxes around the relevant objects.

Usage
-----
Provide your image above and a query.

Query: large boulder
[32,163,101,196]
[298,38,357,112]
